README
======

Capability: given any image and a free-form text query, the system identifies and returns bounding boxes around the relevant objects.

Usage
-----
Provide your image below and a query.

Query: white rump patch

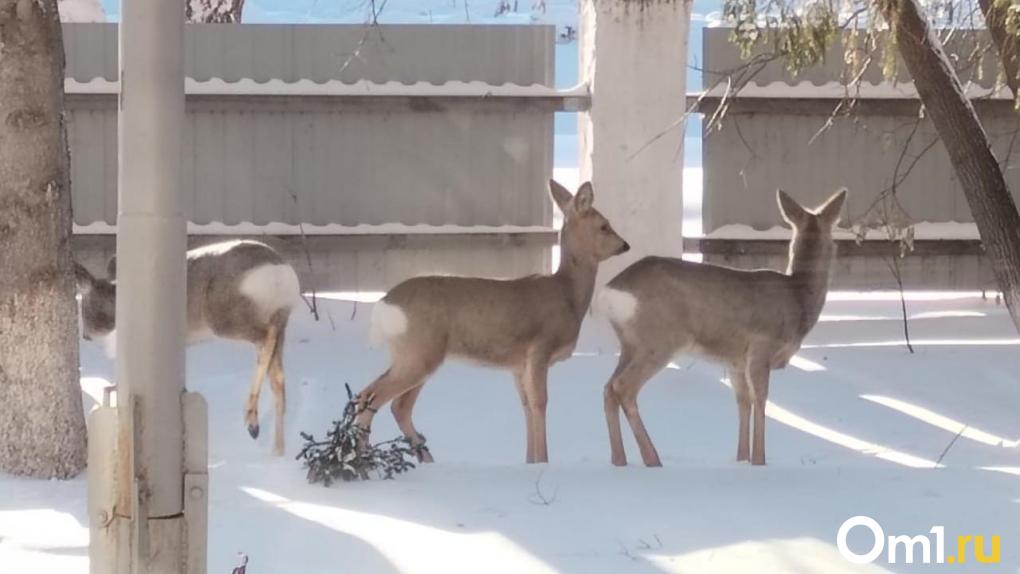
[239,264,302,316]
[369,301,408,347]
[594,287,639,324]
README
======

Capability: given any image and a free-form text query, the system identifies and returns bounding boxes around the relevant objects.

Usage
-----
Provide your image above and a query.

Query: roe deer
[73,239,301,456]
[357,180,629,463]
[596,188,846,467]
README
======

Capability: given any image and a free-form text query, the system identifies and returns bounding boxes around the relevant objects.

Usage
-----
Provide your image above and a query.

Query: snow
[3,289,1020,572]
[704,221,982,240]
[58,0,105,22]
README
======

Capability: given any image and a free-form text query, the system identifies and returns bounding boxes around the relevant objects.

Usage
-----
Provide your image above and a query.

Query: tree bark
[0,0,87,477]
[978,0,1020,96]
[876,0,1020,334]
[186,0,244,23]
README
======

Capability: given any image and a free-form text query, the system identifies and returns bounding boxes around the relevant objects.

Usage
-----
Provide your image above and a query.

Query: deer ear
[573,182,594,214]
[105,254,117,279]
[549,179,574,214]
[817,188,847,226]
[72,262,95,292]
[776,189,810,228]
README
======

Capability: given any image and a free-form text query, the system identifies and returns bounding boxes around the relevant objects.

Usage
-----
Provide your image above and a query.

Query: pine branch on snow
[296,384,418,485]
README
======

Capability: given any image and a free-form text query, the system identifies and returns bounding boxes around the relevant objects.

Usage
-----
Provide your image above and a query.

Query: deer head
[72,261,116,341]
[777,188,847,277]
[549,180,629,264]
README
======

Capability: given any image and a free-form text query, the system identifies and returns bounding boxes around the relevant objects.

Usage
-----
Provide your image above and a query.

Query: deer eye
[600,223,610,232]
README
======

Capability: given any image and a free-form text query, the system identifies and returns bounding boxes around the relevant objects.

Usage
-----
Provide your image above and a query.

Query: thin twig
[636,535,663,551]
[338,0,389,76]
[528,470,558,506]
[935,426,966,467]
[1002,117,1020,174]
[286,187,320,322]
[884,256,915,354]
[630,52,782,162]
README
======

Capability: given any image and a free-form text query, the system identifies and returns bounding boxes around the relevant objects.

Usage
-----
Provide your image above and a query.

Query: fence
[692,27,1016,290]
[67,23,574,290]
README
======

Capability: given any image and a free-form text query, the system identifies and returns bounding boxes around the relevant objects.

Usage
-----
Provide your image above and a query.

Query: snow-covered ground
[2,288,1019,573]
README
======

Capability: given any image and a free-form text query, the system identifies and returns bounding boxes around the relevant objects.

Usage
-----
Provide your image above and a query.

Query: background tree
[0,0,87,478]
[978,0,1020,94]
[722,0,1020,334]
[877,0,1020,333]
[187,0,245,23]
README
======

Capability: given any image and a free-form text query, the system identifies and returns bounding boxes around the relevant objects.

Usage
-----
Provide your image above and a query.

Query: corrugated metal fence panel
[700,28,1020,233]
[702,106,1020,231]
[64,24,555,228]
[701,28,1000,90]
[63,24,555,84]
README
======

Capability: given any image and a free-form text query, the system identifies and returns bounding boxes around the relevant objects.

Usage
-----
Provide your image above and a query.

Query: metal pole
[117,0,186,526]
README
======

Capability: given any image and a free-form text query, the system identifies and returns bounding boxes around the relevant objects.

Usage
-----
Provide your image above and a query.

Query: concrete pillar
[89,0,198,572]
[579,0,690,276]
[117,0,187,521]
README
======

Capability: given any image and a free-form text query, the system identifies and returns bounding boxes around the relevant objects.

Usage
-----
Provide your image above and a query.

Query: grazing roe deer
[596,188,847,466]
[73,239,301,456]
[358,180,629,463]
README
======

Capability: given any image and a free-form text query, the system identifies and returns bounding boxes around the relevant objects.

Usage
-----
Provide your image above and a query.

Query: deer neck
[786,237,836,336]
[554,238,599,319]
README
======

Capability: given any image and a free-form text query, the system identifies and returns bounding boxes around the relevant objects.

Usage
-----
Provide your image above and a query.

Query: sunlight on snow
[786,355,827,372]
[240,487,558,574]
[825,290,1001,302]
[860,395,1020,449]
[803,338,1020,349]
[980,466,1020,477]
[315,291,387,303]
[720,379,940,468]
[0,509,88,570]
[819,310,987,322]
[645,537,896,574]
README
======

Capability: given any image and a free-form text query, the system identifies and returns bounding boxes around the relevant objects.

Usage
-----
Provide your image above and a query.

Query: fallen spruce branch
[296,384,418,485]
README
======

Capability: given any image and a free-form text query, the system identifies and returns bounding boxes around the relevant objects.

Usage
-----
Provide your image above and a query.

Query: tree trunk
[0,0,87,477]
[186,0,244,23]
[877,0,1020,333]
[978,0,1020,96]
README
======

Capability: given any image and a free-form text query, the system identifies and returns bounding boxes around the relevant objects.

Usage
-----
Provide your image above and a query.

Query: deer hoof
[247,423,260,439]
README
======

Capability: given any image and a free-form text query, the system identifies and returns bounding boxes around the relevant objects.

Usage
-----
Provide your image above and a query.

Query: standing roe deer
[595,188,846,466]
[73,239,301,456]
[357,180,629,463]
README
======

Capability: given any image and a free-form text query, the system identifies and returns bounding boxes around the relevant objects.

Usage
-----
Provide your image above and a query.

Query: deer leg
[522,353,551,463]
[244,324,278,440]
[390,383,433,463]
[512,369,536,463]
[731,368,752,463]
[746,357,772,466]
[612,349,670,467]
[267,324,287,456]
[604,345,634,466]
[355,358,439,451]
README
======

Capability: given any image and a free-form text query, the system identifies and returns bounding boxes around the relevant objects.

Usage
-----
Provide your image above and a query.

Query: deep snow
[2,286,1019,573]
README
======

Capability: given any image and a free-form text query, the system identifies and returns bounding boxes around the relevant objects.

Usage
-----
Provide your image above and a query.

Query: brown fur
[357,180,630,463]
[74,239,299,455]
[601,188,847,467]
